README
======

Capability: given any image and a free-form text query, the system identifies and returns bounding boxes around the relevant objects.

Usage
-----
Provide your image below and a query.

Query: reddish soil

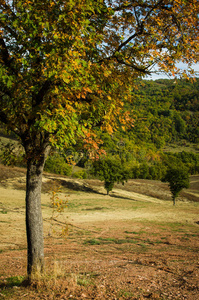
[1,220,199,300]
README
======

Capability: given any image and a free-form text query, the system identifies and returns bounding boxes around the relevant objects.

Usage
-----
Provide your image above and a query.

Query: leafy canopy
[0,0,198,154]
[91,157,129,194]
[162,166,189,205]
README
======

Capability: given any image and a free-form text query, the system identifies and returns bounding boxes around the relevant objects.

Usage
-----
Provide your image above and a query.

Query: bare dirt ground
[0,164,199,299]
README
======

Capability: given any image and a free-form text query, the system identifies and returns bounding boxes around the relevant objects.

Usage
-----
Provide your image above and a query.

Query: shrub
[44,153,72,176]
[72,170,87,179]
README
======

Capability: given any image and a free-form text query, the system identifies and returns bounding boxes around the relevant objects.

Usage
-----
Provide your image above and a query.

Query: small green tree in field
[162,166,189,205]
[92,158,129,195]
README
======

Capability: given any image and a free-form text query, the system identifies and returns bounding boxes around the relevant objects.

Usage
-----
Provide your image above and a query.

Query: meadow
[0,164,199,299]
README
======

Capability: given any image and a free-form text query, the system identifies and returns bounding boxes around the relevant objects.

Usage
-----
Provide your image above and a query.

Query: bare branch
[115,56,150,74]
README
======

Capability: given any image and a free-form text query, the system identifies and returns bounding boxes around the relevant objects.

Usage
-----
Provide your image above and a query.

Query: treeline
[1,137,199,180]
[90,150,198,195]
[130,151,199,180]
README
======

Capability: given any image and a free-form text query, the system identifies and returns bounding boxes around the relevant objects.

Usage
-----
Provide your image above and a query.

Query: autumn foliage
[0,0,198,278]
[1,0,198,150]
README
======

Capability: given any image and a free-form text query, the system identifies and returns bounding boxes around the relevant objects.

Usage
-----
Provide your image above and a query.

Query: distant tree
[91,158,129,195]
[162,166,189,205]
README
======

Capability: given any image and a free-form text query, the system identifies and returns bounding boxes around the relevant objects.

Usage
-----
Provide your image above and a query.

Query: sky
[146,62,199,81]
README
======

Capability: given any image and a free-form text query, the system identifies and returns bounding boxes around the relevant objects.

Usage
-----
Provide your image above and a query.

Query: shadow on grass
[0,275,27,289]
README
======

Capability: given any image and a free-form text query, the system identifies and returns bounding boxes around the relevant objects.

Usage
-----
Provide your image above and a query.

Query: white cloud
[146,62,199,80]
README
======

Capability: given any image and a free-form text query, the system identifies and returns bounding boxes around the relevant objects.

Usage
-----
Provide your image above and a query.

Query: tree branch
[115,56,150,74]
[32,80,52,107]
[0,36,18,75]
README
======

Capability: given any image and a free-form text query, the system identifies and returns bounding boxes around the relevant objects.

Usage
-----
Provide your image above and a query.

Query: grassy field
[0,164,199,299]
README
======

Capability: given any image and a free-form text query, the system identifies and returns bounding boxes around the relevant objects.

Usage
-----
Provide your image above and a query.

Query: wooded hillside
[1,78,199,181]
[128,78,199,148]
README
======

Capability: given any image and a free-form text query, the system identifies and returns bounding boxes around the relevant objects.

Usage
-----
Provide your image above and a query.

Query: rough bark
[25,148,49,278]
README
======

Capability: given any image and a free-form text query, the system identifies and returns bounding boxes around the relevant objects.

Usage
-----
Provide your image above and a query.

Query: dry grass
[0,164,199,299]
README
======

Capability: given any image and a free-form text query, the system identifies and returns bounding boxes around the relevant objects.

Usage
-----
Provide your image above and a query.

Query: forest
[130,78,199,147]
[1,78,198,184]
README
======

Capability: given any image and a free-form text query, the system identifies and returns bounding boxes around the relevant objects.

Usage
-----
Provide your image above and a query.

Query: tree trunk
[25,152,47,278]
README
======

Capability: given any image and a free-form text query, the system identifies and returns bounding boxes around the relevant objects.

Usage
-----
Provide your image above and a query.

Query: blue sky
[146,62,199,80]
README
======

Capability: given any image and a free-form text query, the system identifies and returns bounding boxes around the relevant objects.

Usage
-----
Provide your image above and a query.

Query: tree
[91,158,129,195]
[162,166,189,205]
[0,0,198,279]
